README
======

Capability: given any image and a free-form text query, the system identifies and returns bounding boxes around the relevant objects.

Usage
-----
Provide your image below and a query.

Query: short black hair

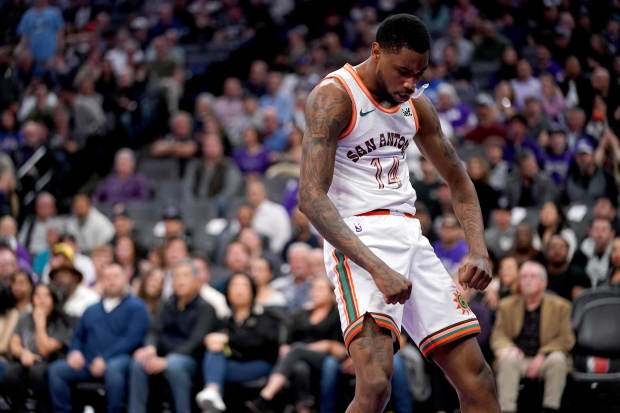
[376,14,430,54]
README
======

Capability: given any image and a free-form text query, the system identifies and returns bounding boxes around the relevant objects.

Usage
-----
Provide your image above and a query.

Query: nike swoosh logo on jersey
[360,108,376,117]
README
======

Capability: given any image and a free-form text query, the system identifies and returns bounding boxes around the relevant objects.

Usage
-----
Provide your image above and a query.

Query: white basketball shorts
[323,210,480,358]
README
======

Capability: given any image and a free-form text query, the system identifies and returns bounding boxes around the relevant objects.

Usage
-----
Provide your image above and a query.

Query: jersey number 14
[370,157,402,189]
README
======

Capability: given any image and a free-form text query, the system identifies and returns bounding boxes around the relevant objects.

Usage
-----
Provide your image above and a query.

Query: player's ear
[371,42,382,61]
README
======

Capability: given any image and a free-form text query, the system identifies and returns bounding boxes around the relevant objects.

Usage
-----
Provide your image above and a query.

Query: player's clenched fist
[373,266,412,304]
[458,254,492,291]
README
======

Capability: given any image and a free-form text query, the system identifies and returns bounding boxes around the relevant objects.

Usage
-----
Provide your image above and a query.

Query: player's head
[372,14,430,104]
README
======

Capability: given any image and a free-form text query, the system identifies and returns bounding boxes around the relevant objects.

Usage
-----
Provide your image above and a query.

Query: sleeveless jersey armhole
[409,98,420,133]
[325,74,357,140]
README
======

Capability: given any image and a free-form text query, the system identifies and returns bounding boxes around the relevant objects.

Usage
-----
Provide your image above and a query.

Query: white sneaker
[195,387,226,412]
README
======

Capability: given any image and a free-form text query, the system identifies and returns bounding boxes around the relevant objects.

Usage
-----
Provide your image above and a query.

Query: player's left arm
[412,95,491,291]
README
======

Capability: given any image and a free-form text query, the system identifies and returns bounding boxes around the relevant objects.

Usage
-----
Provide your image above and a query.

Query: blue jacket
[70,295,150,362]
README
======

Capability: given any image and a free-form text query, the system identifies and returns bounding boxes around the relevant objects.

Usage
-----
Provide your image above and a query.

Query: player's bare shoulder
[411,94,441,140]
[305,78,353,141]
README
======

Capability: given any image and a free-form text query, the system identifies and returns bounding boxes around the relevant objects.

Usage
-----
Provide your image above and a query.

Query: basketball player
[298,14,500,413]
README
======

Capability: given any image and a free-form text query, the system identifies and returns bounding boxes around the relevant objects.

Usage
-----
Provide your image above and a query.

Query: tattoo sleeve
[413,96,488,257]
[299,81,388,275]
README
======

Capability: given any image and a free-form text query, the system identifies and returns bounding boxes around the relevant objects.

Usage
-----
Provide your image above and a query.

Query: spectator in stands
[271,243,313,310]
[510,223,545,266]
[232,126,272,176]
[214,204,254,265]
[523,96,552,142]
[493,81,517,121]
[237,227,281,275]
[484,256,521,310]
[534,202,577,259]
[561,139,619,207]
[246,179,291,254]
[504,150,555,208]
[214,77,243,129]
[0,283,17,373]
[261,107,289,152]
[91,244,114,295]
[559,56,593,112]
[592,196,620,234]
[540,74,565,122]
[66,194,115,253]
[464,93,506,144]
[3,283,71,413]
[510,59,542,110]
[0,215,32,269]
[544,234,590,300]
[431,20,474,66]
[16,0,64,65]
[182,132,242,215]
[572,217,615,288]
[466,156,498,225]
[409,156,442,219]
[250,256,287,308]
[308,248,327,278]
[610,237,620,285]
[485,199,515,261]
[484,138,509,185]
[434,214,468,276]
[137,267,164,316]
[193,256,230,320]
[247,275,344,413]
[112,209,137,241]
[151,111,199,173]
[226,96,264,147]
[128,259,216,413]
[49,264,99,319]
[544,126,573,186]
[41,237,96,286]
[471,19,510,64]
[115,236,140,281]
[491,261,575,413]
[259,71,293,123]
[0,246,18,287]
[195,272,280,412]
[503,114,545,166]
[565,107,591,148]
[10,270,33,314]
[594,128,620,180]
[49,263,150,413]
[162,237,191,297]
[436,83,474,138]
[282,207,320,261]
[18,192,61,257]
[92,148,150,205]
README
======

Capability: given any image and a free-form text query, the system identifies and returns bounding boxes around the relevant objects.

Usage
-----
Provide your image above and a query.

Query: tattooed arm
[413,95,491,290]
[299,79,411,305]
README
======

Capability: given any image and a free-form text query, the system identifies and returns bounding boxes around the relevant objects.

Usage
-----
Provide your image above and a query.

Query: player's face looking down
[372,43,429,105]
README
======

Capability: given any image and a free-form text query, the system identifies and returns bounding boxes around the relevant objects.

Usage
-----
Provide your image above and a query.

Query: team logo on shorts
[453,291,471,315]
[354,223,362,232]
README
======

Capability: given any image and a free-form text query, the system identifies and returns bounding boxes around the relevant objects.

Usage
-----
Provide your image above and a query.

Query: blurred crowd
[0,0,619,412]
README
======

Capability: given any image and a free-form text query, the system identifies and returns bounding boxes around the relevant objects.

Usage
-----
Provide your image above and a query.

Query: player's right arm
[298,79,411,305]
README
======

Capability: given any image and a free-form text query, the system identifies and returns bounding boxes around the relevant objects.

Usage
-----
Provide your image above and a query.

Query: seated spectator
[523,96,552,141]
[49,263,150,413]
[150,111,199,173]
[261,107,288,152]
[41,236,96,285]
[544,234,590,300]
[10,270,33,314]
[226,96,263,147]
[66,194,115,254]
[3,284,71,413]
[259,71,294,123]
[250,257,287,308]
[161,237,191,297]
[281,207,320,261]
[433,214,468,276]
[49,265,99,319]
[510,59,542,109]
[91,244,114,295]
[18,192,62,257]
[484,255,521,310]
[534,202,577,258]
[213,203,255,266]
[503,114,545,166]
[609,237,620,285]
[0,284,18,367]
[510,223,545,266]
[561,139,619,207]
[232,127,272,176]
[128,259,217,413]
[464,93,506,144]
[0,215,31,273]
[504,150,556,208]
[193,256,230,320]
[572,217,615,288]
[214,78,244,130]
[271,243,313,310]
[540,74,565,122]
[0,246,18,287]
[436,83,474,138]
[92,148,150,205]
[485,199,515,261]
[137,267,165,317]
[32,227,60,277]
[594,128,620,179]
[246,179,291,255]
[115,236,140,282]
[466,156,498,225]
[543,126,573,186]
[195,272,280,412]
[307,248,327,278]
[237,228,281,278]
[491,261,575,413]
[246,275,344,413]
[182,133,242,215]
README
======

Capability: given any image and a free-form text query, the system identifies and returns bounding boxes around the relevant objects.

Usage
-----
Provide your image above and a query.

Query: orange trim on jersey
[356,209,414,219]
[343,64,401,114]
[408,98,420,132]
[325,74,357,139]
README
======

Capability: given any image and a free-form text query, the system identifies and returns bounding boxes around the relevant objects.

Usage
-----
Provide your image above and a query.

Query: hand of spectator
[144,356,167,375]
[32,307,48,328]
[526,353,546,378]
[67,350,86,371]
[151,140,172,157]
[89,356,107,377]
[205,333,229,352]
[133,346,157,365]
[20,349,41,367]
[308,340,331,353]
[499,346,523,361]
[340,357,355,375]
[278,344,291,358]
[483,288,500,310]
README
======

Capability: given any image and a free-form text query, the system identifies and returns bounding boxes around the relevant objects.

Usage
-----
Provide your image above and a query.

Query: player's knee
[359,368,392,402]
[461,359,496,401]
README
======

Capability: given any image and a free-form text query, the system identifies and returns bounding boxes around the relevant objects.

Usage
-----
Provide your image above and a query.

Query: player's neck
[354,59,392,108]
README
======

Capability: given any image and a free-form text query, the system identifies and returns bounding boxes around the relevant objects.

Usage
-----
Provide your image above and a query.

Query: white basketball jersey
[323,64,419,218]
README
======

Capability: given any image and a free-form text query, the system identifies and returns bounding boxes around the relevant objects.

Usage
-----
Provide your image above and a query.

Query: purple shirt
[232,147,271,175]
[433,239,469,274]
[439,103,473,131]
[544,149,574,185]
[92,173,150,205]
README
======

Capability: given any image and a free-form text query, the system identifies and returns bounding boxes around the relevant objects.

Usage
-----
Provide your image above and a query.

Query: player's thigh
[431,336,491,393]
